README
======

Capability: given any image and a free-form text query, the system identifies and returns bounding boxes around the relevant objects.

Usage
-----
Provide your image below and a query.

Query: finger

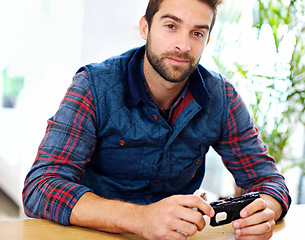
[233,207,275,229]
[234,220,275,236]
[174,195,214,217]
[177,207,206,231]
[173,210,205,235]
[167,230,190,240]
[240,198,267,218]
[172,218,198,237]
[234,222,274,240]
[193,189,207,200]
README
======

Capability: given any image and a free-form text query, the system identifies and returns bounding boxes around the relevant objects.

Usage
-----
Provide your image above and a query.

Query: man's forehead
[155,0,214,27]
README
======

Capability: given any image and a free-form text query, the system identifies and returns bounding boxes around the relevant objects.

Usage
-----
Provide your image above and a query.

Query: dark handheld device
[204,192,260,227]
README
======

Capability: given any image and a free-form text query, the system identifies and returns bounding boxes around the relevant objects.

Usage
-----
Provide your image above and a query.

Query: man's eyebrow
[161,14,182,23]
[160,14,210,30]
[194,24,210,31]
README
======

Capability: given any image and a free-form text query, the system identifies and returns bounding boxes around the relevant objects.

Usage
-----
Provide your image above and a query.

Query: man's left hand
[232,197,276,240]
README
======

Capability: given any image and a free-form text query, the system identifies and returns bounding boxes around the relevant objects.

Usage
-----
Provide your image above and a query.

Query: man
[23,0,291,239]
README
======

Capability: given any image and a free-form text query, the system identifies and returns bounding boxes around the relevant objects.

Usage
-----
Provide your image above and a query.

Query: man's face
[142,0,213,83]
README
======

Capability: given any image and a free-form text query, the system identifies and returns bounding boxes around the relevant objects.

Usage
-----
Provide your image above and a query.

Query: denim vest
[79,47,227,204]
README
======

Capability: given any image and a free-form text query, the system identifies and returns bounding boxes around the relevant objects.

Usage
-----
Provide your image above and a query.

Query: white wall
[81,0,147,65]
[0,0,84,209]
[0,0,151,211]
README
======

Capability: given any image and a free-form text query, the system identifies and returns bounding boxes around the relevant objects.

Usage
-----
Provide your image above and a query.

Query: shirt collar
[124,46,211,108]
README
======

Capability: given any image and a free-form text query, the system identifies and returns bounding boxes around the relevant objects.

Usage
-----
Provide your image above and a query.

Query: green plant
[213,0,305,172]
[2,66,25,108]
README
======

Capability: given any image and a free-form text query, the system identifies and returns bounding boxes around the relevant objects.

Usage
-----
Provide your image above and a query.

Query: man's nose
[175,32,191,52]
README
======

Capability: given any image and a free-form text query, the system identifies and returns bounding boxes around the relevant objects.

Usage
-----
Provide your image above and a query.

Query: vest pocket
[97,134,149,180]
[175,157,204,189]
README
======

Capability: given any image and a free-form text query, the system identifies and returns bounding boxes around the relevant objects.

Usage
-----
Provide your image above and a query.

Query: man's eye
[193,32,204,38]
[166,24,176,29]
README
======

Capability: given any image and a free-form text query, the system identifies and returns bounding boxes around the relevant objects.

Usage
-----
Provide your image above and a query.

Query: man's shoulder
[196,65,225,92]
[197,65,223,80]
[197,65,236,95]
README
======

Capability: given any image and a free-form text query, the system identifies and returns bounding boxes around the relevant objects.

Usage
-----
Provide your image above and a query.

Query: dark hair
[144,0,222,33]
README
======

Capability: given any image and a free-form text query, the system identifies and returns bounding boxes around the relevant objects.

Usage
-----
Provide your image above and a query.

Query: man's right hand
[133,194,215,240]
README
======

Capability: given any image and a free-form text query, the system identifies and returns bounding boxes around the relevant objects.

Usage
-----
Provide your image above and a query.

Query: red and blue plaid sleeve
[213,79,291,220]
[22,71,97,225]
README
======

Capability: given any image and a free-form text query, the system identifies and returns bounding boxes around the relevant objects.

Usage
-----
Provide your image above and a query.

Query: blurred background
[0,0,304,219]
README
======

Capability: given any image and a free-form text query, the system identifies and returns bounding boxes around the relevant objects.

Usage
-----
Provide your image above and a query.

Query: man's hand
[136,194,214,240]
[232,194,282,240]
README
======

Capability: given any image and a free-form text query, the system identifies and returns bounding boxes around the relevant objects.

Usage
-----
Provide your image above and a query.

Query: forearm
[260,194,283,221]
[70,192,215,239]
[69,192,142,234]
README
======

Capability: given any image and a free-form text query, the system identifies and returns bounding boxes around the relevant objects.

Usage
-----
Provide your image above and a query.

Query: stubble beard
[145,36,200,83]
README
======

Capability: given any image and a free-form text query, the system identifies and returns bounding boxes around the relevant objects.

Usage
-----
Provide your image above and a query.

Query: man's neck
[143,56,188,110]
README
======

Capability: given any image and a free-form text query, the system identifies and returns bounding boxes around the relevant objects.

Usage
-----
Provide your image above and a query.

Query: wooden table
[1,204,302,240]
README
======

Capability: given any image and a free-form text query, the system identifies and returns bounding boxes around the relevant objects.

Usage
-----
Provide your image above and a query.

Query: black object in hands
[201,192,260,227]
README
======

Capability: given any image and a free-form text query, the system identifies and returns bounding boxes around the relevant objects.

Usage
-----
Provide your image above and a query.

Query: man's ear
[139,16,149,40]
[207,35,211,45]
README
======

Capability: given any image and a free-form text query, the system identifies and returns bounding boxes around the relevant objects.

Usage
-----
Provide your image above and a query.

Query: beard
[145,36,200,83]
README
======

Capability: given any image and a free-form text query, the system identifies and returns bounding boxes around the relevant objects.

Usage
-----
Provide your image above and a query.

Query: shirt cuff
[59,185,93,226]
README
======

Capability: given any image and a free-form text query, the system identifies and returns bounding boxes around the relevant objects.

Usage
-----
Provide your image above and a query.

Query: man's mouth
[167,57,189,65]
